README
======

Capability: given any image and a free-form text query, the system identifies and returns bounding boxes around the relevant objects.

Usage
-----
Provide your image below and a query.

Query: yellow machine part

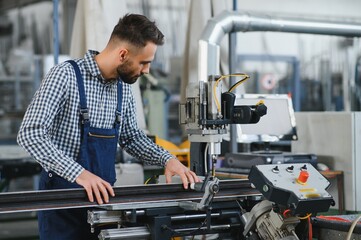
[154,136,190,167]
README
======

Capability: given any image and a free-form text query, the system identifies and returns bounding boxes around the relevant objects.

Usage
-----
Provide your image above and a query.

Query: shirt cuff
[161,152,176,167]
[62,161,84,182]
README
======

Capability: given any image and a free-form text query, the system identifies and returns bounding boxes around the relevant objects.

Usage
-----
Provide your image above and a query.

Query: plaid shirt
[17,50,173,183]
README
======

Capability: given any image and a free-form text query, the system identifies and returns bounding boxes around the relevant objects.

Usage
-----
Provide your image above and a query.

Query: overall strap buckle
[80,108,90,124]
[115,110,121,124]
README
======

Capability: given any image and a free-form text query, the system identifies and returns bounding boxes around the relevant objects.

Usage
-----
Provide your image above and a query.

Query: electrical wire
[144,178,151,184]
[346,215,361,240]
[256,99,265,106]
[308,215,312,240]
[212,73,249,113]
[283,210,312,239]
[298,213,312,220]
[317,215,350,223]
[293,213,312,240]
[228,75,250,93]
[283,209,291,218]
[144,175,157,184]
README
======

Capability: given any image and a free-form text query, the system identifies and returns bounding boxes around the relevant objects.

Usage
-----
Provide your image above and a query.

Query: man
[17,13,199,240]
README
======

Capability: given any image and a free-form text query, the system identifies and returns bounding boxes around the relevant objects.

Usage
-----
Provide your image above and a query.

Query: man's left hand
[164,158,201,189]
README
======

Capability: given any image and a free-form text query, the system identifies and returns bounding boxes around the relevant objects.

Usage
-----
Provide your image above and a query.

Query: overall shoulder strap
[115,81,123,124]
[66,60,89,123]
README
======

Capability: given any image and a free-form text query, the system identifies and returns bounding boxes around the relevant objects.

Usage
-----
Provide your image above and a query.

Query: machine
[0,70,335,239]
[4,9,361,239]
[179,74,267,176]
[0,162,334,239]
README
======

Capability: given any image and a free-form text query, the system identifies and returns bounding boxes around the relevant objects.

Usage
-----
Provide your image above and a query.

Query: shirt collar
[84,50,116,85]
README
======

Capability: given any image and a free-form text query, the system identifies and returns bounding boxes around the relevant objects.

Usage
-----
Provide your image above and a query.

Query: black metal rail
[0,179,260,213]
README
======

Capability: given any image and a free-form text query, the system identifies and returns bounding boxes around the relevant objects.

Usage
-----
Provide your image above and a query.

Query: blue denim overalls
[38,60,122,240]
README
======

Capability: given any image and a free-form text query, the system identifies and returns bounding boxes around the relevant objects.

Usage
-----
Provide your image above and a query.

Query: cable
[256,99,265,106]
[144,178,151,184]
[317,215,350,223]
[298,213,312,220]
[308,215,312,240]
[212,73,250,114]
[293,213,312,240]
[212,75,227,113]
[346,215,361,240]
[144,175,157,184]
[283,209,291,218]
[228,75,250,93]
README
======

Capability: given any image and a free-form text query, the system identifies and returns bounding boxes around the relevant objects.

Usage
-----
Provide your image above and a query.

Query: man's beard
[116,60,141,84]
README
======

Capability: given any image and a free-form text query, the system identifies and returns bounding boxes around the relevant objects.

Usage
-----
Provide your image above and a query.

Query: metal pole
[293,58,301,111]
[229,0,238,153]
[53,0,59,65]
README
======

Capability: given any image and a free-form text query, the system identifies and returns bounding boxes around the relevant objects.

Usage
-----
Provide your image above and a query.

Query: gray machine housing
[248,163,334,214]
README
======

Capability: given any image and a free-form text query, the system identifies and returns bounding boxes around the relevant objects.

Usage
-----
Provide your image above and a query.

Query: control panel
[248,163,334,214]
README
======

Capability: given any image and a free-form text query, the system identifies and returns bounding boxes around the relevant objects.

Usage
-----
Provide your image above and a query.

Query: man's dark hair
[110,14,164,47]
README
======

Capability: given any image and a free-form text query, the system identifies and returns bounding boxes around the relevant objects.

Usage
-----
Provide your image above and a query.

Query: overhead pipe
[198,10,361,83]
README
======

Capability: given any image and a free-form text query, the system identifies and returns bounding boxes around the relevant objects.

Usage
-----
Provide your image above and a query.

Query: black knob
[272,166,279,173]
[287,166,294,172]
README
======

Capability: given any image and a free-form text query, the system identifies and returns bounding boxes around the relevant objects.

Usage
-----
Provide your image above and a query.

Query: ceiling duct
[198,10,361,83]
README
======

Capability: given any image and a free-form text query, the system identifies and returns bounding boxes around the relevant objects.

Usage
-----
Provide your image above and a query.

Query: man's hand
[75,169,115,204]
[164,158,200,189]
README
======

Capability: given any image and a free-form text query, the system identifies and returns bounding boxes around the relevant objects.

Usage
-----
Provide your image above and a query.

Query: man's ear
[119,48,129,63]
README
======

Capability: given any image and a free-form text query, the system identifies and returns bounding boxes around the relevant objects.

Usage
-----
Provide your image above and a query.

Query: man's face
[117,42,157,84]
[116,59,139,84]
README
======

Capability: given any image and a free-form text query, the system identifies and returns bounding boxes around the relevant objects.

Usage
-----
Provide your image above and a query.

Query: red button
[297,171,309,184]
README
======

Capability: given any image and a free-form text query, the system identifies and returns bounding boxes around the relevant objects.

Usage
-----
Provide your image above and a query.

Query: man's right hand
[75,169,115,204]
